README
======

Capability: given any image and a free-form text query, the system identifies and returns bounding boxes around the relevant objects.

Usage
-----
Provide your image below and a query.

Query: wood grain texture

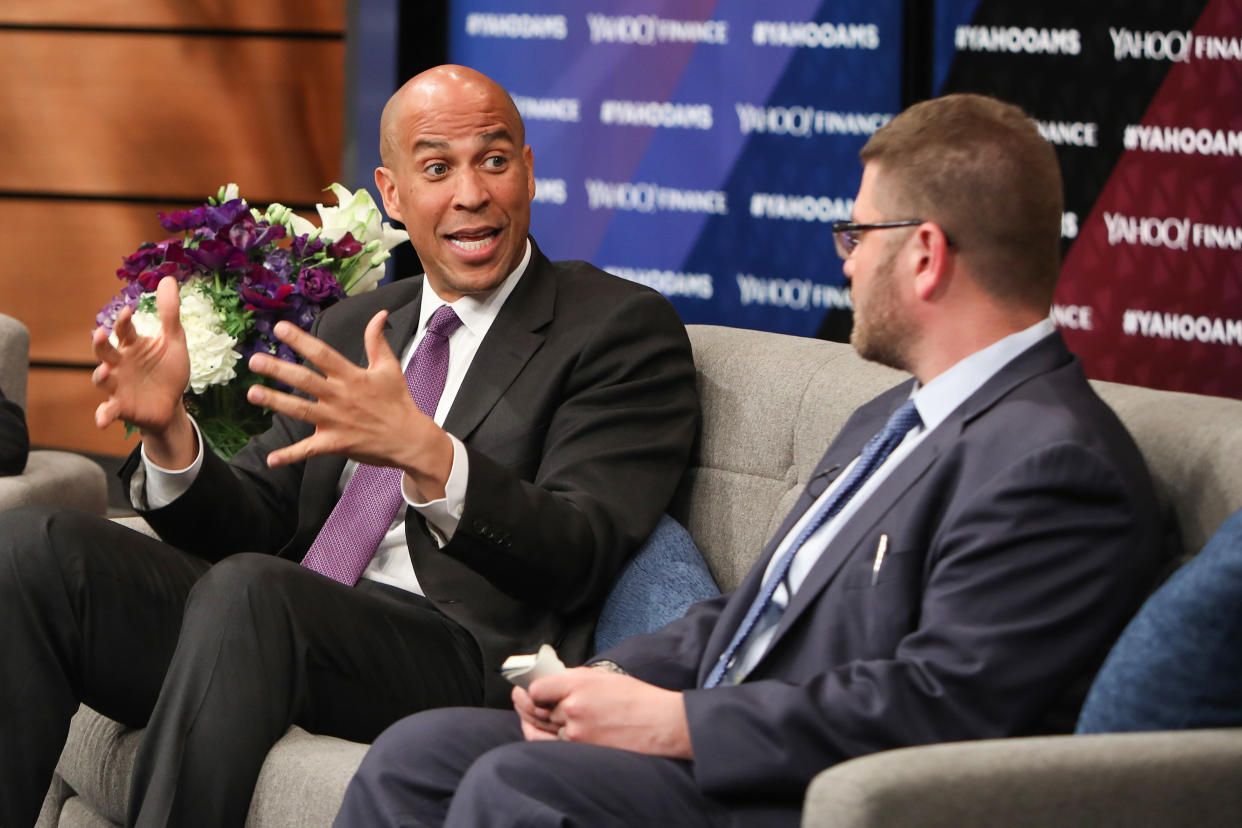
[0,31,345,202]
[27,366,136,457]
[0,0,345,32]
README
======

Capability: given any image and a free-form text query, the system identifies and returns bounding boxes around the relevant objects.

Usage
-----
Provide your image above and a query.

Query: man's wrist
[587,660,628,675]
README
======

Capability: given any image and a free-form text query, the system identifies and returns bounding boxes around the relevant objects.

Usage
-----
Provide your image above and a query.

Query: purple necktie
[300,304,463,585]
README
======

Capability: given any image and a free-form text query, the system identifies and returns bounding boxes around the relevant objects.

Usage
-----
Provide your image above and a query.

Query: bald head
[379,65,525,169]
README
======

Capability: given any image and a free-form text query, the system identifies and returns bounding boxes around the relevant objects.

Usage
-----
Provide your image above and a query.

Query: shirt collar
[911,318,1057,432]
[418,238,531,339]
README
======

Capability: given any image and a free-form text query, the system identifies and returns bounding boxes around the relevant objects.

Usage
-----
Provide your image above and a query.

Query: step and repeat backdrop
[935,0,1242,399]
[449,0,902,338]
[437,0,1241,398]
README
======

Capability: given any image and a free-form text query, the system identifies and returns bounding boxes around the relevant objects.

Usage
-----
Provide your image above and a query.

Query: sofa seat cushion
[1077,506,1242,733]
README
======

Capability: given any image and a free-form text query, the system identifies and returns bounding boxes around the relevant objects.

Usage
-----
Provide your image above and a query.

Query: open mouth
[446,228,500,253]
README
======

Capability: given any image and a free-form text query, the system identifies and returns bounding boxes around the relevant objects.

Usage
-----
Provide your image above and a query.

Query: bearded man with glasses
[336,93,1167,828]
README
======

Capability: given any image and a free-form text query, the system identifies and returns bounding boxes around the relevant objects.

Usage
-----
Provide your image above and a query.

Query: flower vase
[188,379,271,461]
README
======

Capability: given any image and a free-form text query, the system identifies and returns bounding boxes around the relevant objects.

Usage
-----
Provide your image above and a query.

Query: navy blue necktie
[703,399,923,688]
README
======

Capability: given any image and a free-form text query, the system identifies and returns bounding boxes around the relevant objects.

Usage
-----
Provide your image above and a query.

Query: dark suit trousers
[0,507,483,828]
[335,708,800,828]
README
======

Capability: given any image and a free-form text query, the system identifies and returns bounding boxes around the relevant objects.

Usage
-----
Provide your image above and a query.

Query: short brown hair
[860,94,1063,311]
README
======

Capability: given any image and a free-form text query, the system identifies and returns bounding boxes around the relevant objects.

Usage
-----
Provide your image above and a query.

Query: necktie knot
[869,400,922,457]
[425,305,463,340]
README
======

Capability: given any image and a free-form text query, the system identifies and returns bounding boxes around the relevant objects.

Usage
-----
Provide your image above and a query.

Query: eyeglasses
[831,219,932,259]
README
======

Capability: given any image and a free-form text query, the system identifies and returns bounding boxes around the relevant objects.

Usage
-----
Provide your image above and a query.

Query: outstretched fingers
[271,320,357,377]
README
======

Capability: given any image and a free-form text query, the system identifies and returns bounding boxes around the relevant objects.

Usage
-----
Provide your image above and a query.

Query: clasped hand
[513,668,693,759]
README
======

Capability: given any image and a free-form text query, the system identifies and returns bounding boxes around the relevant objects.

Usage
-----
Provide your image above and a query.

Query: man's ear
[524,145,536,202]
[912,222,951,301]
[374,166,403,222]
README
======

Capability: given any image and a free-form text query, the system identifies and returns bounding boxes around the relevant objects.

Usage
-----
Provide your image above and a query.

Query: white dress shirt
[137,240,533,596]
[726,318,1058,683]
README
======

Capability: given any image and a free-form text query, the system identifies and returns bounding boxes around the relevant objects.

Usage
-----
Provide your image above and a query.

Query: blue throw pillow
[593,515,719,654]
[1077,506,1242,733]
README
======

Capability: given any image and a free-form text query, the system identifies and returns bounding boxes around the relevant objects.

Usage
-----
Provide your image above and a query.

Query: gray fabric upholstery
[0,312,30,409]
[803,729,1242,828]
[0,313,108,516]
[39,324,1242,827]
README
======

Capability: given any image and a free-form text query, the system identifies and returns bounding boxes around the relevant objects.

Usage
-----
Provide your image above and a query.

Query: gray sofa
[40,323,1242,826]
[0,313,108,516]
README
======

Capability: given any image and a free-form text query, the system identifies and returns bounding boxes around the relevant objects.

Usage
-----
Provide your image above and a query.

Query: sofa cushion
[593,515,719,653]
[1077,506,1242,733]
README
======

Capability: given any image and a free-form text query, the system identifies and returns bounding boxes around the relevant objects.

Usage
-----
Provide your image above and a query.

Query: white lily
[315,183,409,294]
[266,184,408,295]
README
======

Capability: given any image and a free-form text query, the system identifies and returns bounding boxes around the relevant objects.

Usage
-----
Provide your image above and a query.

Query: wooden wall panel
[0,200,325,364]
[27,367,136,456]
[0,31,345,203]
[1,200,175,364]
[0,1,345,32]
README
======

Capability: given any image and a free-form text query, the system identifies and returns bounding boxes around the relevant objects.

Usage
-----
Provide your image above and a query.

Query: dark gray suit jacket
[603,333,1165,799]
[126,241,699,706]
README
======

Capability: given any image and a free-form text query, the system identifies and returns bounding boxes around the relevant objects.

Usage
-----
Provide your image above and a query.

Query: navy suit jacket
[602,332,1165,798]
[124,241,700,706]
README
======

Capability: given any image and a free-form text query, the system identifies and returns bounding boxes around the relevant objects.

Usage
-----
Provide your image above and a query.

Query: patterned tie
[300,305,463,585]
[703,399,923,688]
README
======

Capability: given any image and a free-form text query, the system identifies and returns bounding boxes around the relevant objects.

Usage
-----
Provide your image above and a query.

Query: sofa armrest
[802,729,1242,828]
[0,450,108,515]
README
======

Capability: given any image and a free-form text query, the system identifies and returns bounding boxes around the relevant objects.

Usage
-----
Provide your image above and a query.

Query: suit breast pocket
[841,546,917,591]
[835,546,922,657]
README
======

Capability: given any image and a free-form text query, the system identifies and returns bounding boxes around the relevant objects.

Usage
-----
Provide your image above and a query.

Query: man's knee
[181,553,299,627]
[0,506,101,594]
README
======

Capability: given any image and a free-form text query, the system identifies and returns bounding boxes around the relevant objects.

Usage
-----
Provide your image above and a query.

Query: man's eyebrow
[479,129,515,145]
[411,131,514,154]
[413,138,450,153]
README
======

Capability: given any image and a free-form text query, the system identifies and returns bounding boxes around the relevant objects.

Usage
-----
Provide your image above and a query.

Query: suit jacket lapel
[443,239,553,440]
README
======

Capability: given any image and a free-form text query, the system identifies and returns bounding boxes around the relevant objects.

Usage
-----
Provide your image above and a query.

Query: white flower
[285,184,409,295]
[124,279,241,394]
[215,182,241,203]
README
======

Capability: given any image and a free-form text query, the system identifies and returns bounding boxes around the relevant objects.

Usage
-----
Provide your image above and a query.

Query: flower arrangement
[97,183,408,459]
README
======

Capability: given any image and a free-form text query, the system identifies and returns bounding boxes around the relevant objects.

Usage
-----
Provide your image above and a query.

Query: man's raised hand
[92,276,198,467]
[246,311,454,499]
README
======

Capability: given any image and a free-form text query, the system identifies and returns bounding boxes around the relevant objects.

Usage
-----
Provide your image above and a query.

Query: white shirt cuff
[135,416,205,509]
[403,432,468,547]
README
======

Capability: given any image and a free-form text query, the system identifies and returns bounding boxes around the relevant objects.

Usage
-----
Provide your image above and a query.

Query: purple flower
[185,239,249,273]
[263,247,293,281]
[117,243,162,280]
[95,281,145,333]
[137,261,190,292]
[157,206,207,233]
[296,267,343,303]
[328,232,363,260]
[243,263,284,290]
[204,199,250,232]
[241,284,295,311]
[291,233,325,260]
[227,214,286,252]
[158,239,190,267]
